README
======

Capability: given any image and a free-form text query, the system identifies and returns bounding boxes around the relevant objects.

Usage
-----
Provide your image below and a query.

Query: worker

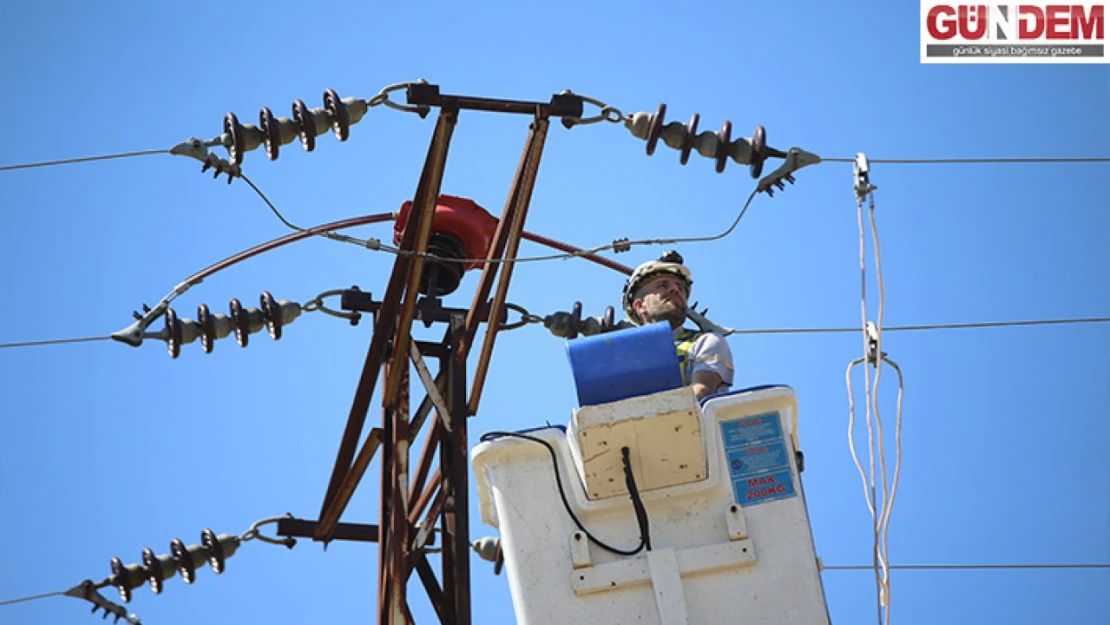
[546,251,734,400]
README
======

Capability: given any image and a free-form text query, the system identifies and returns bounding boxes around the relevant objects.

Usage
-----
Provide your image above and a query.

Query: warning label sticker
[720,412,796,506]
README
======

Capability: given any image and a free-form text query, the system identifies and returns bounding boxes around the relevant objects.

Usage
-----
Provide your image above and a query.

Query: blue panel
[566,321,683,407]
[720,412,798,507]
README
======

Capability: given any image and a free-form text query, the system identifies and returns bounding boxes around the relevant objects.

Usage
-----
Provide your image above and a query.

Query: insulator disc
[646,103,666,156]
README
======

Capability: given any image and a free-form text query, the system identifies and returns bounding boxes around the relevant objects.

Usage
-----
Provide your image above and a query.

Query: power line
[0,149,168,171]
[2,316,1105,352]
[0,336,111,349]
[823,563,1110,571]
[0,589,66,606]
[823,157,1110,165]
[724,316,1110,336]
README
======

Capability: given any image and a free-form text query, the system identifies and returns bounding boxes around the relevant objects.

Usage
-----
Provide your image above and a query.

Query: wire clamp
[757,147,821,197]
[63,580,141,624]
[854,152,877,197]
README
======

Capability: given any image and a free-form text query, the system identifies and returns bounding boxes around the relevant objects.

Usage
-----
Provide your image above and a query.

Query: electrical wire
[0,336,111,349]
[480,431,649,557]
[0,149,169,171]
[823,563,1110,570]
[0,590,67,606]
[822,157,1110,164]
[3,316,1105,351]
[239,174,398,252]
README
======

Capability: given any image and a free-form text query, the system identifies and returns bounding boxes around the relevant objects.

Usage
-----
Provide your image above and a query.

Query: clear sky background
[1,1,1107,624]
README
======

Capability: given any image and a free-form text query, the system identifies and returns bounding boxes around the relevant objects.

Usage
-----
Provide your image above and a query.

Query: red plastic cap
[393,195,499,270]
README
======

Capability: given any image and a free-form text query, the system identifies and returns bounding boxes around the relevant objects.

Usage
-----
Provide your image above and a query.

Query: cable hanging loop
[374,80,432,115]
[303,290,361,324]
[560,92,625,127]
[240,513,296,549]
[501,303,545,331]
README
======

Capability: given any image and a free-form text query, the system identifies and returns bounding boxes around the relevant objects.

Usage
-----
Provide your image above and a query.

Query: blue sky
[1,1,1107,624]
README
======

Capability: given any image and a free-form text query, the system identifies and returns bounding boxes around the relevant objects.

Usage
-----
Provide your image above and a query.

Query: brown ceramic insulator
[292,99,316,152]
[750,125,768,178]
[259,106,280,161]
[645,103,666,156]
[324,88,350,141]
[569,301,583,340]
[260,291,282,340]
[680,113,699,165]
[223,112,245,166]
[201,528,226,574]
[165,307,182,359]
[197,303,215,354]
[715,120,732,174]
[230,298,249,348]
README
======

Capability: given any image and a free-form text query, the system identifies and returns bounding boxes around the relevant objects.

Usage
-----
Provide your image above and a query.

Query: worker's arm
[691,369,724,401]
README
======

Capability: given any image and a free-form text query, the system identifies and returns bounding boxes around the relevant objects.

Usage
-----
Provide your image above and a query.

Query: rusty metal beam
[442,312,471,624]
[317,107,458,542]
[386,365,412,624]
[467,116,550,415]
[384,107,459,405]
[275,518,383,543]
[408,467,441,528]
[406,82,583,120]
[413,554,446,624]
[410,425,442,509]
[315,427,383,539]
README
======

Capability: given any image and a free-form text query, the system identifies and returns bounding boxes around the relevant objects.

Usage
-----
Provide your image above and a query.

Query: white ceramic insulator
[178,319,202,345]
[211,313,236,340]
[239,124,264,151]
[275,117,300,146]
[624,112,653,140]
[278,301,302,325]
[694,132,720,159]
[660,122,687,150]
[729,137,753,164]
[244,307,266,334]
[308,108,330,137]
[343,97,369,125]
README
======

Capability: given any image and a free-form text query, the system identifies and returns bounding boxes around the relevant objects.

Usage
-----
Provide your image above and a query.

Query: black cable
[621,446,652,551]
[480,431,647,556]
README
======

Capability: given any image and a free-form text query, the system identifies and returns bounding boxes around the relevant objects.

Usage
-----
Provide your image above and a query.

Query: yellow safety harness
[674,328,704,385]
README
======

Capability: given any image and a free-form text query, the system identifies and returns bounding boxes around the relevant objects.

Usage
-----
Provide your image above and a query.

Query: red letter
[1073,6,1104,39]
[959,5,988,39]
[1019,5,1044,38]
[928,5,958,40]
[1046,5,1070,39]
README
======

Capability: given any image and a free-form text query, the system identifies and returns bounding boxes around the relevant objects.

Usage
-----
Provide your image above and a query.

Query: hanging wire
[0,149,169,171]
[239,174,395,252]
[822,157,1110,164]
[0,590,68,606]
[389,189,761,266]
[0,336,111,349]
[823,563,1110,570]
[2,316,1106,351]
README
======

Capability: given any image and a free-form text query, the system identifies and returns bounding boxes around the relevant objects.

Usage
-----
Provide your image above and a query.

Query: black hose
[480,431,651,556]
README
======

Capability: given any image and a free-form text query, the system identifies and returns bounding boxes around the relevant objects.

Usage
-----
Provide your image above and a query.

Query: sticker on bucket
[720,412,796,506]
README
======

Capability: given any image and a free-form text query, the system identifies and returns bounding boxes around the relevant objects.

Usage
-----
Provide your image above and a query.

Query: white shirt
[675,327,735,393]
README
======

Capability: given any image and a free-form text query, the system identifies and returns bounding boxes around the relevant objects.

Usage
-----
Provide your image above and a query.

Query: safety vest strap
[675,329,703,385]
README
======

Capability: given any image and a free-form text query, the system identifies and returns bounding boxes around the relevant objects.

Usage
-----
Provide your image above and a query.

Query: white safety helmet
[622,251,693,325]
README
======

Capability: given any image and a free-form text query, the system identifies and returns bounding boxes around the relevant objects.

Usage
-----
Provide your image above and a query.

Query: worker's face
[632,274,688,328]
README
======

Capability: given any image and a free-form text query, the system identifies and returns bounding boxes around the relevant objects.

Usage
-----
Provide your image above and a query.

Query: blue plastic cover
[566,321,682,407]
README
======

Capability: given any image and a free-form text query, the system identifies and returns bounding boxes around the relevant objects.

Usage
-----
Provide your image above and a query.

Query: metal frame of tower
[290,86,587,624]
